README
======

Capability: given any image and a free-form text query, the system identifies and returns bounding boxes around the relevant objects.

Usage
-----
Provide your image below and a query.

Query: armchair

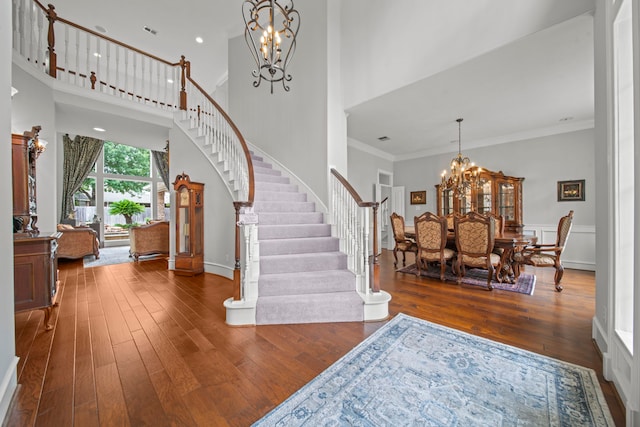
[390,212,417,267]
[454,212,500,290]
[513,210,573,291]
[129,221,169,261]
[414,212,455,281]
[56,224,100,260]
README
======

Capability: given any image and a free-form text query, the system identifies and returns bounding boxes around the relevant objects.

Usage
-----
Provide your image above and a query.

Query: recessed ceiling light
[95,25,107,33]
[93,52,102,58]
[167,78,174,84]
[195,36,204,44]
[93,127,106,132]
[377,136,390,141]
[143,26,157,35]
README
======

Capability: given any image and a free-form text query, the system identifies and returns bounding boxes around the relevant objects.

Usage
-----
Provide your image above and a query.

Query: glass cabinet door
[177,187,190,254]
[476,178,492,214]
[441,188,454,216]
[498,181,515,221]
[459,186,472,215]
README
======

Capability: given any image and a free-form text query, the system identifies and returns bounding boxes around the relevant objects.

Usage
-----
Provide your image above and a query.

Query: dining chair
[454,212,501,290]
[513,210,574,291]
[390,212,417,267]
[414,212,455,281]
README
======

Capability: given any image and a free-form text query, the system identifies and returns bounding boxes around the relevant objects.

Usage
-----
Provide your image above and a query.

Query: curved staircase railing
[330,169,380,294]
[12,0,254,298]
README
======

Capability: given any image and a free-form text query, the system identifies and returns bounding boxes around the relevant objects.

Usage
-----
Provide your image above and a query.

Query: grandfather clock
[173,173,204,276]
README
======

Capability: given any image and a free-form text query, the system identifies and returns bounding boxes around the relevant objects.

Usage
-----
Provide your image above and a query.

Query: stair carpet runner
[252,154,364,325]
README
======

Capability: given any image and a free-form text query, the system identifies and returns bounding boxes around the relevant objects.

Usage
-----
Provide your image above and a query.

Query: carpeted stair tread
[258,212,324,225]
[260,252,347,274]
[254,167,281,177]
[255,191,307,202]
[255,181,298,193]
[254,201,316,213]
[259,270,356,296]
[256,291,363,325]
[258,224,331,239]
[252,160,273,169]
[260,237,339,256]
[254,173,290,184]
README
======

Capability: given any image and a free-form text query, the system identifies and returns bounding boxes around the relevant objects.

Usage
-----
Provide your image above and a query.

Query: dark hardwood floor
[5,250,625,426]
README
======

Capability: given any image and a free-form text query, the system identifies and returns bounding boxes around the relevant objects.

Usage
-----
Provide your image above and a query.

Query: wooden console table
[14,231,62,330]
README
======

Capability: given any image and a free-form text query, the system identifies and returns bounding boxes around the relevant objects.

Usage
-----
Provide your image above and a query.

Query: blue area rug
[398,263,536,295]
[253,313,613,426]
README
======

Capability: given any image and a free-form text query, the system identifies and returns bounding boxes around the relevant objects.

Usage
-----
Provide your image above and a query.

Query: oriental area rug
[253,313,614,426]
[397,263,536,295]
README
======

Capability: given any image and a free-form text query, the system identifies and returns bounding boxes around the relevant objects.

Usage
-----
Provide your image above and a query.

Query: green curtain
[60,134,104,222]
[152,141,170,189]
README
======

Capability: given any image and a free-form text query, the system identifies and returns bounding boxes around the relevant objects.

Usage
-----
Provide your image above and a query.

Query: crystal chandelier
[242,0,300,93]
[440,118,480,198]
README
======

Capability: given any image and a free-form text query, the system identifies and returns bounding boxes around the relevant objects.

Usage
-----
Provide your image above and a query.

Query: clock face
[179,188,189,206]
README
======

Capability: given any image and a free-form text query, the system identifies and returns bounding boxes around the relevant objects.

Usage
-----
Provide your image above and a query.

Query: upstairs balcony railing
[12,0,254,299]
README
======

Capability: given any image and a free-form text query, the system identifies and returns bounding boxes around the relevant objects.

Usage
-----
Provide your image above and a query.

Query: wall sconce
[24,125,47,159]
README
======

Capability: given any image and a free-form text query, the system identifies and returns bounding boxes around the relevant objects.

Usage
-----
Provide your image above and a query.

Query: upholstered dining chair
[390,212,417,267]
[414,212,455,281]
[454,212,501,290]
[513,210,574,292]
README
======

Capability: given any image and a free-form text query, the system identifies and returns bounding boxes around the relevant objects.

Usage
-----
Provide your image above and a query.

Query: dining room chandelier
[440,118,479,198]
[242,0,300,93]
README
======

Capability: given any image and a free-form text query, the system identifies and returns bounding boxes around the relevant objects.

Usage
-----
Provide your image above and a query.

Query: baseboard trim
[0,356,19,423]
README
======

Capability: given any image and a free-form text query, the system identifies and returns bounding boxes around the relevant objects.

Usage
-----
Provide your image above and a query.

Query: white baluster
[63,24,69,83]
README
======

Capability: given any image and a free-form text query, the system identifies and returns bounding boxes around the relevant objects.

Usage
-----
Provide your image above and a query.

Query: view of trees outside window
[72,141,170,243]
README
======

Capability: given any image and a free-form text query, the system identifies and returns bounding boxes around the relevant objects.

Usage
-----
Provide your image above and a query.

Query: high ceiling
[44,1,594,160]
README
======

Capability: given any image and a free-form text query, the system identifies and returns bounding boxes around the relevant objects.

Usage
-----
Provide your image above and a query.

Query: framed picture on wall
[410,190,426,205]
[557,180,585,201]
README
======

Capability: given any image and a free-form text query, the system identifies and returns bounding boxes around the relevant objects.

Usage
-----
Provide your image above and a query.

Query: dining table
[404,225,537,283]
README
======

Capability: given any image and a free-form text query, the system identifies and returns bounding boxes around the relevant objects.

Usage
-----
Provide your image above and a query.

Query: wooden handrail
[330,169,376,208]
[35,2,181,67]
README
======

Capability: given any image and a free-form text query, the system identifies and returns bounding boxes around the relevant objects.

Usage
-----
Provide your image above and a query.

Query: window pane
[104,179,152,236]
[103,141,151,177]
[73,177,97,225]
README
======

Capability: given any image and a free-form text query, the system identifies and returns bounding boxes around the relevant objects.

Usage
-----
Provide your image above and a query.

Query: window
[72,141,169,246]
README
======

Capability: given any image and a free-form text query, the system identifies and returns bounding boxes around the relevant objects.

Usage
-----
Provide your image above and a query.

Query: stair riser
[256,293,364,325]
[254,202,316,213]
[255,174,290,184]
[260,253,347,274]
[258,225,331,239]
[259,272,355,296]
[255,182,298,193]
[253,160,273,169]
[255,192,307,202]
[258,213,324,225]
[260,238,339,256]
[254,166,281,177]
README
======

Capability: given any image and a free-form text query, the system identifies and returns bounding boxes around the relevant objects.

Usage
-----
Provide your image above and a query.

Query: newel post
[232,202,242,301]
[371,203,380,292]
[179,55,189,110]
[46,4,57,78]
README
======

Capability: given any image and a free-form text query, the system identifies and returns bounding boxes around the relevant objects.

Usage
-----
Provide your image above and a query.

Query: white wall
[347,143,394,201]
[1,0,18,421]
[168,126,236,278]
[340,0,596,109]
[228,0,331,205]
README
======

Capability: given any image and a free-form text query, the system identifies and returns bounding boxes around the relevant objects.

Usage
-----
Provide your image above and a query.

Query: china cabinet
[173,173,204,276]
[435,167,524,233]
[12,128,39,232]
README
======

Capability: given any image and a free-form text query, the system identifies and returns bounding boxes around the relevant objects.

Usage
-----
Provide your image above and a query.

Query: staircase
[252,154,364,325]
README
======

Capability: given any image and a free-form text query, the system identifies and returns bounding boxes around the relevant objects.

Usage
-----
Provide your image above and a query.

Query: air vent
[143,26,158,35]
[377,136,390,142]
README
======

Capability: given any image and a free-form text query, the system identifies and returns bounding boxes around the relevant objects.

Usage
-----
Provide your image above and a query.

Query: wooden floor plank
[7,251,626,427]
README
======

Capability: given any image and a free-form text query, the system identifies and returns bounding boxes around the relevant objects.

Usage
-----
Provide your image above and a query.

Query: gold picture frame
[557,180,585,202]
[410,190,426,205]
